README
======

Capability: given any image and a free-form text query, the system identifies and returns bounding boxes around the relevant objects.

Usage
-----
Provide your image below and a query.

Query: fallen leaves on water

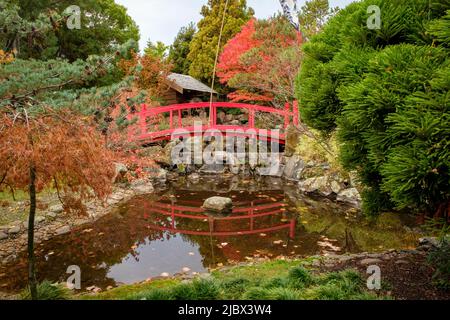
[259,233,267,237]
[273,240,283,245]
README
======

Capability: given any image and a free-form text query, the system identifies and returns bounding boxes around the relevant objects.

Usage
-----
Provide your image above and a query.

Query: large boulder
[336,188,362,206]
[203,197,233,213]
[298,175,346,197]
[299,176,331,196]
[256,162,285,177]
[283,155,305,181]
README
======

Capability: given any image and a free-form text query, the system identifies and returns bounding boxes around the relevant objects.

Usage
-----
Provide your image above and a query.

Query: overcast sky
[115,0,357,50]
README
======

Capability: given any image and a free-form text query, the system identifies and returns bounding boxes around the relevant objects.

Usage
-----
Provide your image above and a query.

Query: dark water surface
[0,176,419,292]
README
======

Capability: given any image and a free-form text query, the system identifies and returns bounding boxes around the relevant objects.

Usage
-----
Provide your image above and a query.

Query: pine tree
[298,0,339,40]
[187,0,254,87]
[0,0,139,61]
[169,22,196,74]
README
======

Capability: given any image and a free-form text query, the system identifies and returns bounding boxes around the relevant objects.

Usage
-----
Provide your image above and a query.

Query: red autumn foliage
[0,114,115,210]
[216,19,261,83]
[217,16,302,108]
[119,51,172,101]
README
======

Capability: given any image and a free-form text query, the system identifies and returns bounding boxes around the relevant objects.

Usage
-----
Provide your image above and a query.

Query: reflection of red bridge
[128,101,299,144]
[143,199,297,239]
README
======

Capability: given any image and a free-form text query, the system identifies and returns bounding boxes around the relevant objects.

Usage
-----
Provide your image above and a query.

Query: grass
[21,281,72,300]
[0,188,58,226]
[80,259,388,301]
[82,278,179,300]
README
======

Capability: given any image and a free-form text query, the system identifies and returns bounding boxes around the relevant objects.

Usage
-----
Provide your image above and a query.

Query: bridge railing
[129,101,299,142]
[143,200,296,239]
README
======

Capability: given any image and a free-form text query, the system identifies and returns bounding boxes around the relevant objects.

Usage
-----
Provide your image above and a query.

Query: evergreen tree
[169,22,196,74]
[296,0,450,216]
[144,40,169,59]
[298,0,339,40]
[0,0,139,61]
[187,0,254,87]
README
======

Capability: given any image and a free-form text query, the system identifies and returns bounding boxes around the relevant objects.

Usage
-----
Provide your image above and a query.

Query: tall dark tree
[169,22,196,74]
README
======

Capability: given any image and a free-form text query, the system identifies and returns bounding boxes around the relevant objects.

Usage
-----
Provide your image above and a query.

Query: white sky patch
[115,0,357,50]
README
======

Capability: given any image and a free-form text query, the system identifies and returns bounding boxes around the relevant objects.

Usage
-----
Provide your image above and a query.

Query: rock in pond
[203,197,233,213]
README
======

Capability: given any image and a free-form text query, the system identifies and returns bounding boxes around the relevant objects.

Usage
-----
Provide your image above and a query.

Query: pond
[0,176,419,292]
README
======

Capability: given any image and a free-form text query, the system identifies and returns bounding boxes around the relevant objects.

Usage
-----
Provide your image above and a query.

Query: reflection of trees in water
[2,184,382,293]
[0,202,167,291]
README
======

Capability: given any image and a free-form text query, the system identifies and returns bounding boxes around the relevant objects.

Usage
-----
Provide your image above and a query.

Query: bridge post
[249,108,255,128]
[290,219,296,239]
[284,102,290,129]
[178,109,182,127]
[169,110,173,129]
[140,104,147,135]
[293,100,299,126]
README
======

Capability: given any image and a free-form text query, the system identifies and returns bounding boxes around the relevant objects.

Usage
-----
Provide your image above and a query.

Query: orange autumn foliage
[0,114,115,211]
[0,50,14,64]
[119,51,172,101]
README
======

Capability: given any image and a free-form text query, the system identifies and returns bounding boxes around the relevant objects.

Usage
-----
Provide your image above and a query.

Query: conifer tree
[187,0,254,87]
[169,23,196,74]
[296,0,450,217]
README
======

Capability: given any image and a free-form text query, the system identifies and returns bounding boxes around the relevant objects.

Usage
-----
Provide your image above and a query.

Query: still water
[0,176,418,292]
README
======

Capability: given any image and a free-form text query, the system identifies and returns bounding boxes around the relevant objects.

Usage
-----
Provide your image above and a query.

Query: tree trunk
[28,165,38,300]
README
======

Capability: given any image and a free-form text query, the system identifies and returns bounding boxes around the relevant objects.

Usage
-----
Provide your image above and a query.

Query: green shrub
[296,0,450,215]
[171,283,198,300]
[288,266,314,288]
[190,279,221,300]
[220,277,253,299]
[21,281,71,300]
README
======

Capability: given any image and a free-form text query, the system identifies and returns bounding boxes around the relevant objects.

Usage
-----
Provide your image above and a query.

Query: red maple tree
[217,16,302,108]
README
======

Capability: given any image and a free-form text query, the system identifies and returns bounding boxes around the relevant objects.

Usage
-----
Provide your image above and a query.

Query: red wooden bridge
[143,198,297,239]
[128,101,299,144]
